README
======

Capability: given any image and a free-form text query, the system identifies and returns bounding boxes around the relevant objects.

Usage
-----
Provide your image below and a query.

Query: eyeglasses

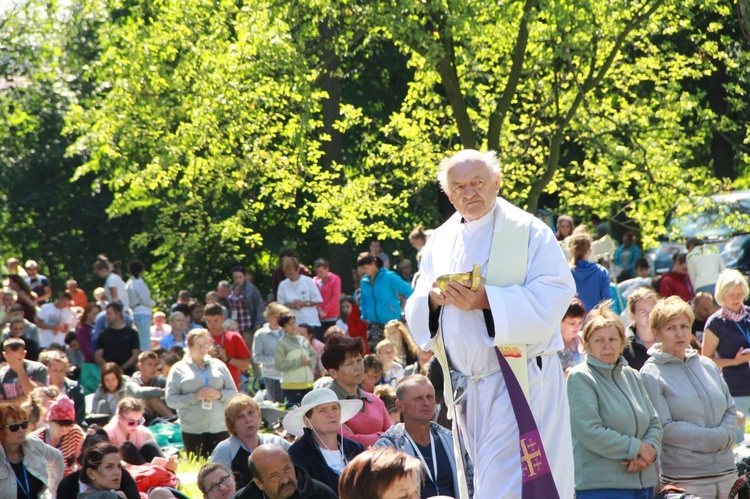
[118,414,145,427]
[55,420,75,427]
[207,474,233,493]
[6,420,29,432]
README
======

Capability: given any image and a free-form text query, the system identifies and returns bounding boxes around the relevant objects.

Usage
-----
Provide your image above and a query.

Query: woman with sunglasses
[0,402,64,498]
[29,395,84,477]
[198,462,237,499]
[104,397,176,470]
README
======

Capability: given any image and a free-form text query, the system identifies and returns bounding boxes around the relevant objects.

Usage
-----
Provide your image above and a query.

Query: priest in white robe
[405,149,576,499]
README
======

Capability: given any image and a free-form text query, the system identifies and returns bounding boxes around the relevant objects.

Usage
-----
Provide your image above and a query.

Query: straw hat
[282,388,362,437]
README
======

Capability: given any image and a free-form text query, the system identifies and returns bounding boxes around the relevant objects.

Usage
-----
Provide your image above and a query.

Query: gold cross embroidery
[520,437,543,477]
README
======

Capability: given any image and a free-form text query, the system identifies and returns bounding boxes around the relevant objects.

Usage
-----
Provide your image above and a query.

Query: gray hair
[437,149,501,192]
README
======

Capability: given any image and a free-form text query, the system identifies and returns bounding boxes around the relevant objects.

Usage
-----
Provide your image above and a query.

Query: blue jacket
[359,268,413,324]
[571,260,611,313]
[614,244,643,278]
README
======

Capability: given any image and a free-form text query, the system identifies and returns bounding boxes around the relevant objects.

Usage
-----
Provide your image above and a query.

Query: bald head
[249,444,298,499]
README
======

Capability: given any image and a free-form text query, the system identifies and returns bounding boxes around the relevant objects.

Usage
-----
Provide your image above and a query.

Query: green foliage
[2,0,750,300]
[0,0,139,293]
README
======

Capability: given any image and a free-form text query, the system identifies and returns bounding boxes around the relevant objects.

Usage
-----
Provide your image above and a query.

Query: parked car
[650,190,750,274]
[722,234,750,274]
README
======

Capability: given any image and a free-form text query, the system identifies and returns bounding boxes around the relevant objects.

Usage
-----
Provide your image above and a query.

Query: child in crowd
[150,311,172,345]
[373,384,400,425]
[298,323,324,379]
[64,331,84,370]
[375,339,405,387]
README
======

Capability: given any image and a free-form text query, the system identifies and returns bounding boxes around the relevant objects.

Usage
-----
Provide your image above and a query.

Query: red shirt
[211,330,251,389]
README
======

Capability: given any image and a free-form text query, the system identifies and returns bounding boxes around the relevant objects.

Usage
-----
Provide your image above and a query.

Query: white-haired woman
[283,388,364,493]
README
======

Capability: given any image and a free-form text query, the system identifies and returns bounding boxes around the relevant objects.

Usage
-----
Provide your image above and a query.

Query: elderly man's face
[446,159,499,222]
[254,452,298,499]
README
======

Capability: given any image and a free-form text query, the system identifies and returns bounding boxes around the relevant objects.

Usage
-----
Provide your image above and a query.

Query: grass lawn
[176,452,208,497]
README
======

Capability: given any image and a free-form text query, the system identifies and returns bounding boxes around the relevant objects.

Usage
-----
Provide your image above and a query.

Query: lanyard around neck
[7,457,30,497]
[404,430,438,494]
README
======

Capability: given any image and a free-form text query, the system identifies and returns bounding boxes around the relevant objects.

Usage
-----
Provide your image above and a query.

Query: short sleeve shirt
[96,326,140,375]
[211,330,251,388]
[0,360,48,399]
[706,308,750,396]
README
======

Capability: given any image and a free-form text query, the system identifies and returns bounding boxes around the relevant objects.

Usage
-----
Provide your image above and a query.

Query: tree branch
[487,0,539,151]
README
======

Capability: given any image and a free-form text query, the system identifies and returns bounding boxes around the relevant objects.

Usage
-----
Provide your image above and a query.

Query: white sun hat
[282,388,363,437]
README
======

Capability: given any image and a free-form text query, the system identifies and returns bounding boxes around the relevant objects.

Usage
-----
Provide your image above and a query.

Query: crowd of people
[1,148,749,499]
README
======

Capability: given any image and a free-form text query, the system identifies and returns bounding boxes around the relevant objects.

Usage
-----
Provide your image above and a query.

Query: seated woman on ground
[284,388,365,493]
[57,428,142,499]
[91,362,166,416]
[30,395,85,476]
[210,393,290,488]
[383,320,420,367]
[103,397,176,471]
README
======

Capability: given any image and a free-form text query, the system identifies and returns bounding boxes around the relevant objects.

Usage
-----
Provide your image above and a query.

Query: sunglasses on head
[6,420,29,432]
[118,414,145,427]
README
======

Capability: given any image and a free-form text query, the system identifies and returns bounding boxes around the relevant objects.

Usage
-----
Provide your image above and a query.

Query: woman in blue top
[356,254,413,353]
[160,311,188,350]
[569,231,611,313]
[614,232,644,281]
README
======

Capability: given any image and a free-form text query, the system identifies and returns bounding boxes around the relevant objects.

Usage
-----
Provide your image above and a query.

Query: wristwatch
[226,355,232,363]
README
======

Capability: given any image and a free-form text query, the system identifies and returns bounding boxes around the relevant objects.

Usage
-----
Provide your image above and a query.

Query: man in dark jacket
[230,444,337,499]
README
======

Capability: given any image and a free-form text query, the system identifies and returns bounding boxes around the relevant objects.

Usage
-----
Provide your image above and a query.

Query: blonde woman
[252,302,290,404]
[701,268,750,442]
[383,320,420,367]
[165,329,237,458]
[641,297,737,498]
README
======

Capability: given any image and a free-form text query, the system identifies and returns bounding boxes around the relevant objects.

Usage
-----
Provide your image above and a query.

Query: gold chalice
[436,264,485,292]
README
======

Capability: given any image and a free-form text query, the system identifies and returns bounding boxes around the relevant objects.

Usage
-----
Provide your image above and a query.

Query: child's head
[376,340,397,367]
[163,353,181,377]
[64,332,80,350]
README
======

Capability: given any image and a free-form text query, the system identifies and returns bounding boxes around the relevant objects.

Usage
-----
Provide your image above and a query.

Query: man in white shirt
[36,292,76,348]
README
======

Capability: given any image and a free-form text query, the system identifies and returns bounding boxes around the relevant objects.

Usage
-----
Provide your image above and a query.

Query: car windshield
[667,196,750,240]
